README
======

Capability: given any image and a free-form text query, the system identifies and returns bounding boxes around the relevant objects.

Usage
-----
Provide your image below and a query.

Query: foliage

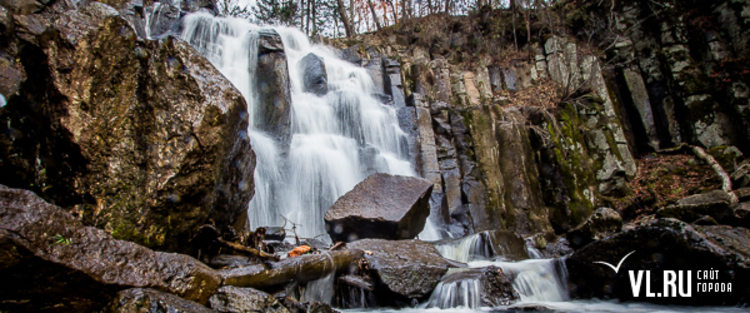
[51,234,71,245]
[614,154,722,220]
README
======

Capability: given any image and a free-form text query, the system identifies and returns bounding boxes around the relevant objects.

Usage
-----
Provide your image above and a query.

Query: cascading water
[180,13,426,240]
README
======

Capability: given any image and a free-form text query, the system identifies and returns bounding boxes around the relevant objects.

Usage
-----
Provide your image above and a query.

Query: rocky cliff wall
[329,0,750,239]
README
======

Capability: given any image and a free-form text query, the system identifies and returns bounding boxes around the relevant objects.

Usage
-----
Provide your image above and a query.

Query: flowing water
[180,13,429,240]
[174,12,743,313]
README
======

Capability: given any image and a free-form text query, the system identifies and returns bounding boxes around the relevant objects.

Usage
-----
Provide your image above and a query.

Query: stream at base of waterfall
[177,13,744,313]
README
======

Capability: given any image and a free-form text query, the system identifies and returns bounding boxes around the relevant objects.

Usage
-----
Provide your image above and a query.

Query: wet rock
[256,29,292,143]
[0,9,255,251]
[209,286,290,313]
[656,190,735,224]
[300,53,328,96]
[424,266,518,308]
[324,173,433,242]
[339,44,362,65]
[566,208,623,249]
[347,239,452,302]
[566,218,750,305]
[106,288,215,313]
[0,185,221,312]
[144,3,181,38]
[0,55,24,97]
[539,236,573,258]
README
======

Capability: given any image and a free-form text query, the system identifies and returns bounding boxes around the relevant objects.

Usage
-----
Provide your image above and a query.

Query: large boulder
[300,53,328,96]
[657,190,736,224]
[256,29,292,143]
[0,3,255,251]
[209,286,290,313]
[566,218,750,305]
[566,207,623,249]
[105,288,215,313]
[324,173,433,242]
[0,185,221,312]
[347,239,452,304]
[424,267,518,308]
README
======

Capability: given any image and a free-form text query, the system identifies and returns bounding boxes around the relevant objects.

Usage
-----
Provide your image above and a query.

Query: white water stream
[179,13,437,241]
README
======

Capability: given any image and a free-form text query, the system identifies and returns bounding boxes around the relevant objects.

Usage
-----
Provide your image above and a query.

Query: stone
[657,190,735,224]
[0,11,255,251]
[300,53,328,96]
[0,185,221,312]
[566,218,750,305]
[324,173,433,242]
[256,29,292,144]
[566,208,623,249]
[105,288,215,313]
[144,3,181,39]
[424,267,518,308]
[623,66,659,150]
[347,239,452,302]
[209,286,290,313]
[0,55,24,97]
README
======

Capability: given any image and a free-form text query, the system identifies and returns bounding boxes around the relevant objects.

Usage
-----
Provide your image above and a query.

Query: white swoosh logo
[593,250,636,274]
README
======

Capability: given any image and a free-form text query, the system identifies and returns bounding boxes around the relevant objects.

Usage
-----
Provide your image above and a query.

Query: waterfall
[432,232,569,308]
[424,269,483,309]
[180,13,423,240]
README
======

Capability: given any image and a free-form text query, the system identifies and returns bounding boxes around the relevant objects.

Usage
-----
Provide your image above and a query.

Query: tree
[336,0,355,37]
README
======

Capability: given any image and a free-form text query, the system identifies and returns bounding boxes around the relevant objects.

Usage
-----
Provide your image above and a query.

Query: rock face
[347,239,452,303]
[106,288,215,313]
[324,173,433,242]
[0,1,254,251]
[301,53,328,96]
[0,185,221,312]
[566,218,750,305]
[209,286,290,313]
[566,208,623,249]
[256,29,292,143]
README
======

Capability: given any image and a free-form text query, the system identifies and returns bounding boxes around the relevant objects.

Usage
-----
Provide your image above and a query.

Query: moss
[546,103,597,229]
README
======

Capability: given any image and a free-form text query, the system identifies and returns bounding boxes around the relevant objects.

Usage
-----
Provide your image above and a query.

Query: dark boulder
[105,288,215,313]
[0,185,221,312]
[347,239,452,303]
[300,53,328,96]
[209,286,290,313]
[656,190,735,224]
[324,173,433,242]
[566,218,750,305]
[0,6,254,251]
[424,266,518,308]
[256,29,292,144]
[566,208,623,249]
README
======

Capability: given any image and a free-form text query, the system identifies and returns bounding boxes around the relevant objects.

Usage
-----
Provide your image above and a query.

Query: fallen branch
[221,249,364,290]
[217,238,280,262]
[657,144,739,204]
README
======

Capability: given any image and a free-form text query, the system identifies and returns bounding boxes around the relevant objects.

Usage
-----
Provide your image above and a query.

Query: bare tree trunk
[336,0,355,37]
[510,0,518,50]
[367,0,382,30]
[444,0,450,15]
[222,249,365,289]
[387,0,399,22]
